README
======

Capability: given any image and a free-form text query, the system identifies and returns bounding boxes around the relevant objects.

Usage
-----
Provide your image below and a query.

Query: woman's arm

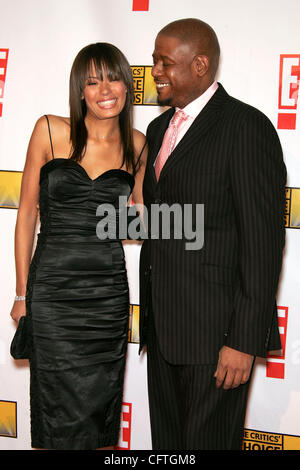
[130,130,148,239]
[10,116,50,322]
[132,129,148,207]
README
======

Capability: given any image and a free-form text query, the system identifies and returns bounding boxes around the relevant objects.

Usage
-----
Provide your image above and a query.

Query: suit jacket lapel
[157,84,229,183]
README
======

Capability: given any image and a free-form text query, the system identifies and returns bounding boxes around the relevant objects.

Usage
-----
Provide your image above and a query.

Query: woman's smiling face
[83,64,127,120]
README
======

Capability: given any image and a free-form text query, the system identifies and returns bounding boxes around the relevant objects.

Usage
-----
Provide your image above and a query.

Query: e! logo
[266,306,288,379]
[0,49,9,117]
[115,402,132,449]
[278,54,300,129]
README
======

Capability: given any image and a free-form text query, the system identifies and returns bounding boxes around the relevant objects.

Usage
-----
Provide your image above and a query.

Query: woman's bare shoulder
[133,128,147,155]
[133,128,147,169]
[133,128,146,146]
[30,115,71,159]
[33,114,69,135]
[46,114,70,124]
[44,114,70,130]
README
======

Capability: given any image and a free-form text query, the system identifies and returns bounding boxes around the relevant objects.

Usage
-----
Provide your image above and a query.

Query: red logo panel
[115,402,132,450]
[266,306,289,379]
[132,0,149,11]
[277,55,300,129]
[0,48,9,117]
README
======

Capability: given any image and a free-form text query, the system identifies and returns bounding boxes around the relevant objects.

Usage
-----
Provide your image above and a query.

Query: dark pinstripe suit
[139,83,286,449]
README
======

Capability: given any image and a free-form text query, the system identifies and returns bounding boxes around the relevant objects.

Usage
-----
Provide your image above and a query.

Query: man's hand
[214,346,254,390]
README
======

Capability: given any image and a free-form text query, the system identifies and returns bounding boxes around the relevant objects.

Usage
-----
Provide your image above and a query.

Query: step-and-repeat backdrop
[0,0,299,451]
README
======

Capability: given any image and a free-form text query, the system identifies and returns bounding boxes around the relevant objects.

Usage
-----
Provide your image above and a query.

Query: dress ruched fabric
[26,157,134,450]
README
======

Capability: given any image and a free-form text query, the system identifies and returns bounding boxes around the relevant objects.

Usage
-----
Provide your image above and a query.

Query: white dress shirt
[173,80,219,148]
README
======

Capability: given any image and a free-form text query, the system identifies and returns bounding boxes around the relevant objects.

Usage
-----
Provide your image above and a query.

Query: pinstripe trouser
[146,308,252,450]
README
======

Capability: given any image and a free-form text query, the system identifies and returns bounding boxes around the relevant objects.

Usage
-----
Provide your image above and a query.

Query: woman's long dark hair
[69,43,136,173]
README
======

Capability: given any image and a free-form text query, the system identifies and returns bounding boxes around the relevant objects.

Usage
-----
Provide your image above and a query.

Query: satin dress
[26,157,134,450]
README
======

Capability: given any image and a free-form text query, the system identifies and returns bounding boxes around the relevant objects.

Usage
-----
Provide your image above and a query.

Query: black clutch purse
[10,316,31,360]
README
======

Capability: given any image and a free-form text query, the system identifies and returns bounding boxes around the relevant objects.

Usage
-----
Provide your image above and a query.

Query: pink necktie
[155,109,188,181]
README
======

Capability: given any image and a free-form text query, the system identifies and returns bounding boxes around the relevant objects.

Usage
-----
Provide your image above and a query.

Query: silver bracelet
[15,295,26,301]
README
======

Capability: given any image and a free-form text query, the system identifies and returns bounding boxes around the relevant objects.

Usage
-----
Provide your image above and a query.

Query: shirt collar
[176,81,219,118]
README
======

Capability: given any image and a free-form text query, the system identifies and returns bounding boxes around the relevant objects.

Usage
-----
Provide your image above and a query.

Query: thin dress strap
[136,140,147,168]
[44,115,55,159]
[138,141,147,160]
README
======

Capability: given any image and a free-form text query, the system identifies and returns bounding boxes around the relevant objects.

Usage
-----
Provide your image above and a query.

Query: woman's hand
[10,300,26,323]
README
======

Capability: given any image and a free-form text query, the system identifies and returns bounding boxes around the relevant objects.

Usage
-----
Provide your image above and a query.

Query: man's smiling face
[151,34,200,109]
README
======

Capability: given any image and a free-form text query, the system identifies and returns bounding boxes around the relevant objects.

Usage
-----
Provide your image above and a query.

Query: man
[139,18,286,450]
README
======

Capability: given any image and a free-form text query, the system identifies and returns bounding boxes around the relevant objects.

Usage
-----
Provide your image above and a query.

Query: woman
[10,43,147,450]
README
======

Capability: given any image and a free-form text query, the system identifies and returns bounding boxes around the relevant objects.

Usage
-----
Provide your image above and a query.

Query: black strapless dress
[26,158,134,450]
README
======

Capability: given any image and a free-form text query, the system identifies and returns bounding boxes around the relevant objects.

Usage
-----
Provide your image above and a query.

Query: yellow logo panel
[128,304,140,343]
[243,428,300,450]
[0,170,22,209]
[286,187,300,228]
[131,66,157,105]
[0,400,17,438]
